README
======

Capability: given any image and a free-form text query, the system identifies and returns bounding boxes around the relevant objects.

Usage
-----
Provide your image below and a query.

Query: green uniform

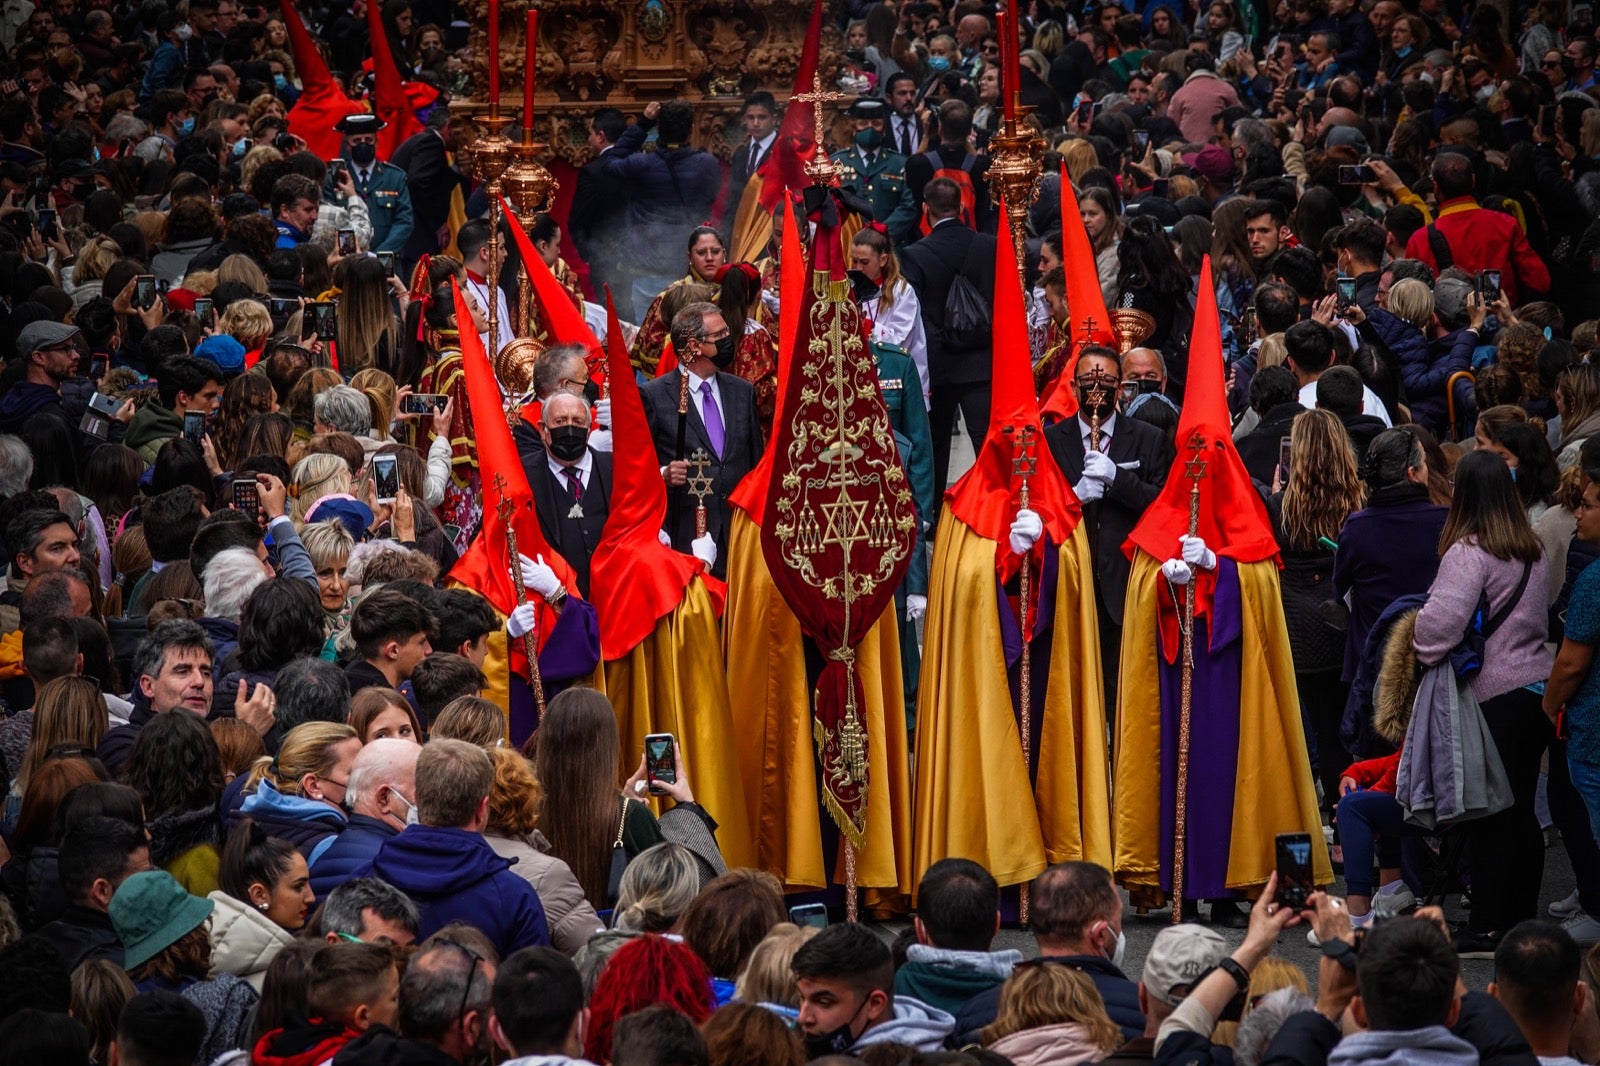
[831,147,918,246]
[875,340,934,730]
[326,159,415,255]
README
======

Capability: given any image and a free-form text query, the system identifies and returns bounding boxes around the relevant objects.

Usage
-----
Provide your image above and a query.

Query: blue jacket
[600,123,720,276]
[308,814,398,903]
[1372,310,1466,436]
[951,953,1144,1045]
[233,780,348,860]
[353,825,550,957]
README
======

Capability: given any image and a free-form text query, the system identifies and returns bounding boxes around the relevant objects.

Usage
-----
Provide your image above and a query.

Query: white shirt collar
[1079,410,1118,445]
[547,446,594,483]
[754,130,777,152]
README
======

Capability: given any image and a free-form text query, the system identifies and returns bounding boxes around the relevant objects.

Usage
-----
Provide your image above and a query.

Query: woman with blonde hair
[1060,139,1100,185]
[349,368,399,443]
[4,676,108,828]
[980,964,1124,1066]
[851,225,929,399]
[613,842,701,934]
[1555,364,1600,469]
[334,258,401,377]
[298,518,355,637]
[68,236,123,308]
[484,746,602,955]
[220,299,274,366]
[218,253,270,294]
[290,452,354,523]
[432,696,506,749]
[238,721,360,856]
[1270,408,1364,810]
[734,923,817,1008]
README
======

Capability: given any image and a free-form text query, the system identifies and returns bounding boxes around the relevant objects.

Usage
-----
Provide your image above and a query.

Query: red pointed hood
[589,295,714,659]
[497,193,603,384]
[1125,256,1279,564]
[756,0,824,212]
[444,279,580,633]
[282,3,365,160]
[1040,167,1116,421]
[366,0,424,160]
[729,196,805,520]
[946,203,1081,571]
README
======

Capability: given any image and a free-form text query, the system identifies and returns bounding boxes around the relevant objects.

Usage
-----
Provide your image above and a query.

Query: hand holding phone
[135,274,157,310]
[183,411,207,446]
[1275,832,1314,909]
[644,733,677,795]
[371,453,400,503]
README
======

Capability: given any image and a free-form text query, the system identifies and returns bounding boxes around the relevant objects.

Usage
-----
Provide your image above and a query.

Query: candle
[487,0,500,105]
[996,8,1015,120]
[523,9,538,130]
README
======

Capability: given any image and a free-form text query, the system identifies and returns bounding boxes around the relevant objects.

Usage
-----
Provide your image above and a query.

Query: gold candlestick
[503,125,558,340]
[469,106,517,365]
[984,113,1044,287]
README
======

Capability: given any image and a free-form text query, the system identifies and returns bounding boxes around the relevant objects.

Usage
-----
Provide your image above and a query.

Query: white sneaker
[1306,909,1373,946]
[1373,884,1417,917]
[1563,912,1600,947]
[1551,890,1582,919]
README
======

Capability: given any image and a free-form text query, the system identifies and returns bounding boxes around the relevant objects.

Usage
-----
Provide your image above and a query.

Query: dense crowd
[3,0,1600,1064]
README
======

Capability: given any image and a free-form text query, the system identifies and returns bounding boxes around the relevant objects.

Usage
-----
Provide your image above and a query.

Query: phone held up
[1275,831,1314,910]
[644,733,677,795]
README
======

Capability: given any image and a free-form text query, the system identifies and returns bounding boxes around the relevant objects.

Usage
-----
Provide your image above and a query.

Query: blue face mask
[1395,44,1412,58]
[927,55,952,72]
[273,73,288,90]
[177,116,195,136]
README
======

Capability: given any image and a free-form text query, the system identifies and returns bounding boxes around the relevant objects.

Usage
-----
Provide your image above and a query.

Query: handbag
[942,238,991,348]
[1454,561,1532,680]
[604,797,630,906]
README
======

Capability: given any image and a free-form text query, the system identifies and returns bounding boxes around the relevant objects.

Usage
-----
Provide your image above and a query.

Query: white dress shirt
[547,447,594,493]
[1079,410,1118,452]
[687,369,725,440]
[862,278,930,401]
[465,271,515,361]
[1297,380,1393,427]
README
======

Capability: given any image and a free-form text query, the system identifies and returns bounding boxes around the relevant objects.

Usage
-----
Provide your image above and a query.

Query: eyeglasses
[1543,60,1564,68]
[434,937,485,1024]
[701,329,731,343]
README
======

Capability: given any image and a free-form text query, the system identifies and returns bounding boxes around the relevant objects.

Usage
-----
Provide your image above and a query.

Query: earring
[257,901,269,911]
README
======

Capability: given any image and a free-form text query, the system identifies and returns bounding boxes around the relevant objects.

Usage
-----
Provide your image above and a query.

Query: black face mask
[803,1000,869,1061]
[349,142,377,167]
[546,424,589,462]
[710,335,737,368]
[1133,378,1163,395]
[582,378,601,404]
[1075,381,1116,420]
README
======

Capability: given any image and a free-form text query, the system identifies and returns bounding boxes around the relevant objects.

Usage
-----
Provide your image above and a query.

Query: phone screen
[789,903,829,930]
[88,391,122,417]
[135,275,157,310]
[1133,130,1150,150]
[377,250,395,276]
[1541,105,1557,137]
[1484,269,1501,299]
[1337,165,1374,185]
[37,208,55,240]
[1151,177,1170,198]
[183,411,206,445]
[372,455,399,503]
[194,297,213,326]
[312,302,337,340]
[269,297,297,320]
[1278,436,1292,480]
[1275,832,1314,908]
[337,228,357,256]
[1336,275,1357,302]
[232,479,263,526]
[645,733,677,790]
[405,393,447,415]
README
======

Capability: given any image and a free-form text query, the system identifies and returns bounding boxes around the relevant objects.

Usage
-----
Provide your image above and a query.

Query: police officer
[830,98,917,246]
[324,114,415,256]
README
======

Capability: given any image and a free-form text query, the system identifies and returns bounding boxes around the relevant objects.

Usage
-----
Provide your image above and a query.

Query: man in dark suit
[568,108,630,315]
[722,92,778,235]
[1043,347,1174,714]
[899,176,996,492]
[390,108,467,271]
[521,392,611,599]
[639,302,763,579]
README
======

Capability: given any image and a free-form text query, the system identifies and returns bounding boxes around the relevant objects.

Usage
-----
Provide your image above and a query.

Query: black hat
[844,98,888,121]
[334,113,387,135]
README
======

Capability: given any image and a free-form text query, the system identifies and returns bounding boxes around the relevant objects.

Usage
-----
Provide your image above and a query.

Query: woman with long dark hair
[1114,215,1194,389]
[715,261,778,435]
[122,710,226,896]
[1413,450,1551,954]
[1489,421,1561,521]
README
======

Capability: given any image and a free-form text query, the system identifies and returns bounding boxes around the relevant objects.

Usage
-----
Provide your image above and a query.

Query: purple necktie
[700,379,725,458]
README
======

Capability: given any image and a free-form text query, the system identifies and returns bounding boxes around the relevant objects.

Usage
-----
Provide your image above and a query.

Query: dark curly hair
[238,577,326,671]
[120,709,225,817]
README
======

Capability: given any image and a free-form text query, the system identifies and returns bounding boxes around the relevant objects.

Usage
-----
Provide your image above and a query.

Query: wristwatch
[1217,956,1251,990]
[1320,937,1358,971]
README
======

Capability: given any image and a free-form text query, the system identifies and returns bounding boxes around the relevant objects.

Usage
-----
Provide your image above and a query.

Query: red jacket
[1343,750,1401,795]
[1403,197,1551,304]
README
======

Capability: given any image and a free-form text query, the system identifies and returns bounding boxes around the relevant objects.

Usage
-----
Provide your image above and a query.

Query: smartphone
[183,410,206,446]
[310,301,337,339]
[1338,164,1377,185]
[36,207,55,240]
[1275,831,1314,909]
[1481,269,1502,301]
[644,732,677,793]
[232,478,263,526]
[1335,274,1357,305]
[1151,177,1170,198]
[403,393,448,415]
[194,297,213,327]
[788,903,829,930]
[1278,436,1292,480]
[377,250,395,276]
[1117,380,1140,406]
[87,391,122,418]
[371,453,399,504]
[337,228,357,256]
[1076,100,1094,125]
[135,274,157,310]
[268,296,298,320]
[1133,129,1150,150]
[1242,306,1257,343]
[1540,105,1557,138]
[331,159,347,183]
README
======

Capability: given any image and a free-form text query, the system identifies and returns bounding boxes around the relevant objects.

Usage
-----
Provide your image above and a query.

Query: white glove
[1073,476,1106,503]
[507,601,539,638]
[1179,534,1216,571]
[658,529,674,547]
[906,594,927,621]
[593,397,611,429]
[691,533,718,568]
[1082,449,1117,484]
[587,427,614,453]
[1008,508,1043,555]
[1161,558,1193,586]
[518,553,562,599]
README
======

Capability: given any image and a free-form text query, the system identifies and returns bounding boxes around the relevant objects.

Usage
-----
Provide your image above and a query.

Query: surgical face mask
[711,334,738,368]
[391,788,419,826]
[349,141,377,167]
[927,55,952,72]
[1395,44,1412,58]
[1109,927,1127,970]
[547,423,590,462]
[273,73,288,90]
[177,116,195,136]
[855,127,884,151]
[175,23,193,40]
[1474,83,1495,102]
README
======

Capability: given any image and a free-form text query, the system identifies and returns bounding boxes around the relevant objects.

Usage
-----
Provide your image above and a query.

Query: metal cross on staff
[794,72,850,184]
[493,474,547,722]
[1085,379,1110,454]
[1004,423,1039,924]
[1171,430,1210,923]
[686,448,715,538]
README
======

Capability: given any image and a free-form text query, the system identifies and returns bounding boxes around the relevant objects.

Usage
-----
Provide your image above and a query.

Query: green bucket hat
[109,870,215,971]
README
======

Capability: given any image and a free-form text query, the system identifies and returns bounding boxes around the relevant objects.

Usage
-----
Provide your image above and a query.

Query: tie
[900,119,914,156]
[700,380,725,458]
[564,467,583,502]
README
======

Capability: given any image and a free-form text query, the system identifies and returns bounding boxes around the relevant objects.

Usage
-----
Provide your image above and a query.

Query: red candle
[523,9,538,130]
[487,0,500,105]
[996,8,1015,120]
